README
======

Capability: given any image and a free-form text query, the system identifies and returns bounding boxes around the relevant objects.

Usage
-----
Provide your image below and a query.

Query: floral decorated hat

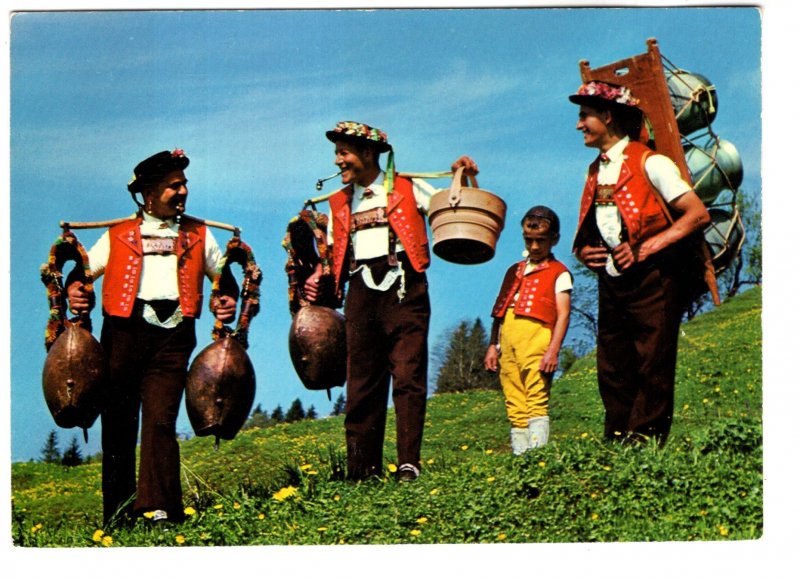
[325,121,392,152]
[127,148,190,193]
[568,80,641,108]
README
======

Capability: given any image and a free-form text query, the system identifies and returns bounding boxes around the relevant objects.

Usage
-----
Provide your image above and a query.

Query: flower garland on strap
[282,208,340,316]
[39,230,96,351]
[209,235,262,349]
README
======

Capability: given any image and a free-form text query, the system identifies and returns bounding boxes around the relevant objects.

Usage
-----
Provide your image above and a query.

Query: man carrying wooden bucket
[570,82,710,445]
[304,121,478,482]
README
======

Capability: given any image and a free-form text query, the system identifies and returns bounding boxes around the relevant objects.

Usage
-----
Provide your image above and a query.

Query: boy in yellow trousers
[484,206,572,454]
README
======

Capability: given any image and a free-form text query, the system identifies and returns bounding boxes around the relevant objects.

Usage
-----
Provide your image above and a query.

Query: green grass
[11,287,762,547]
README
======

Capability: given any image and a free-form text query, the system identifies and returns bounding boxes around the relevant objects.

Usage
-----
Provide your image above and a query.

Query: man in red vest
[305,121,478,481]
[570,82,710,444]
[67,149,238,524]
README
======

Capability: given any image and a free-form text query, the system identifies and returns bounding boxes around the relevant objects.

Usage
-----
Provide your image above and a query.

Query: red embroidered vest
[102,215,207,318]
[329,174,430,292]
[490,257,570,329]
[572,141,671,252]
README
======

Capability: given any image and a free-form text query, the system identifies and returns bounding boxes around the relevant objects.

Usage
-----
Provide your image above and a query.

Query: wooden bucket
[428,167,506,264]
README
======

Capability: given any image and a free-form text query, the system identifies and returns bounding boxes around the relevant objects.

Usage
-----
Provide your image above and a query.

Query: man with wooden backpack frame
[570,81,711,445]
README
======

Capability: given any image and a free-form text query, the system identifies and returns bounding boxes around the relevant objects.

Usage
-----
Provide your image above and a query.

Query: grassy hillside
[10,287,762,546]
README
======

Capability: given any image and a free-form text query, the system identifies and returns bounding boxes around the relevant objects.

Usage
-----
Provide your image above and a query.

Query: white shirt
[522,260,573,293]
[595,136,693,250]
[87,211,224,301]
[329,170,438,261]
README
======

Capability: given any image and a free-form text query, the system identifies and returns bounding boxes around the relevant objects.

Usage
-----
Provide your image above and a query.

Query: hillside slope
[11,286,762,546]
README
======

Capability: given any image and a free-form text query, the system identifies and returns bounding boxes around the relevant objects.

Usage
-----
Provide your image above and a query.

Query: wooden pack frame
[578,37,720,305]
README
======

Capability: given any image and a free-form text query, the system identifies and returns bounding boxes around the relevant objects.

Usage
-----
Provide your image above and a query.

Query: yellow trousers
[499,310,552,428]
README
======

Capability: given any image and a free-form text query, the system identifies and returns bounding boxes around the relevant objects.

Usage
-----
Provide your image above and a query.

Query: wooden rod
[60,213,240,233]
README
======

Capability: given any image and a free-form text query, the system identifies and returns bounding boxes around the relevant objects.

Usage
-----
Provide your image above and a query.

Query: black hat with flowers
[127,149,190,194]
[325,121,392,153]
[568,80,641,109]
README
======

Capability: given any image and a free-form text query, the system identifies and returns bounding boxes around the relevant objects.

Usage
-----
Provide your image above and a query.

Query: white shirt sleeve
[645,153,693,204]
[555,270,573,294]
[204,227,225,280]
[411,177,438,215]
[86,231,110,279]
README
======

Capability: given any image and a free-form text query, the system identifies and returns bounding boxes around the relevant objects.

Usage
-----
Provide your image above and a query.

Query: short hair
[521,205,560,236]
[595,101,644,141]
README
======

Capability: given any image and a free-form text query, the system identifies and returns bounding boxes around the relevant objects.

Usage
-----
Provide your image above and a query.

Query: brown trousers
[99,303,196,523]
[343,254,430,479]
[596,255,686,444]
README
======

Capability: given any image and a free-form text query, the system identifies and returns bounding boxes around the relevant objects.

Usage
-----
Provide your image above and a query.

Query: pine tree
[61,436,83,467]
[40,430,61,464]
[434,317,500,393]
[285,398,306,423]
[306,405,317,420]
[331,393,346,416]
[270,405,285,423]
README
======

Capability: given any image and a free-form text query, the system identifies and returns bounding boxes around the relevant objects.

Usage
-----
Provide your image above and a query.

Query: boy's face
[523,222,559,262]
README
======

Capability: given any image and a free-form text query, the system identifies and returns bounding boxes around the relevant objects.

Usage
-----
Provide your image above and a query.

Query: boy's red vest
[491,257,570,329]
[329,174,430,293]
[572,140,672,252]
[102,215,207,318]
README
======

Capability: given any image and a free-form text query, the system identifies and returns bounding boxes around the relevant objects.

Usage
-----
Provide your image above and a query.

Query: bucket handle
[448,166,479,207]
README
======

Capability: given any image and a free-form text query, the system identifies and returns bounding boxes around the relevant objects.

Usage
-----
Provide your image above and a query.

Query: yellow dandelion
[461,445,469,450]
[719,525,729,537]
[92,529,104,543]
[497,533,507,541]
[318,526,328,532]
[581,432,589,439]
[410,529,421,537]
[602,465,611,471]
[416,517,428,524]
[184,507,196,516]
[334,494,341,502]
[590,492,598,499]
[387,463,398,473]
[683,403,690,411]
[213,503,224,510]
[430,488,439,496]
[487,476,496,483]
[258,513,266,520]
[427,458,434,465]
[300,463,313,471]
[233,502,241,510]
[101,535,113,547]
[703,398,710,404]
[538,461,546,468]
[591,513,599,521]
[486,449,494,454]
[143,511,155,519]
[273,485,298,501]
[175,534,185,545]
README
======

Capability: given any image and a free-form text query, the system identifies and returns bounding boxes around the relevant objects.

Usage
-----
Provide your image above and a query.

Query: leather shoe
[396,463,420,482]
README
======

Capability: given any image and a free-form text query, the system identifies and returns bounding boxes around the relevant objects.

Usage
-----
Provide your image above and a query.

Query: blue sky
[6,7,763,465]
